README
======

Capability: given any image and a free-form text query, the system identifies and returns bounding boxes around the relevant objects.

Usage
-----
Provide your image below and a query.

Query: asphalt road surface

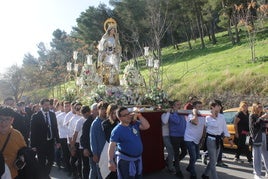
[50,150,259,179]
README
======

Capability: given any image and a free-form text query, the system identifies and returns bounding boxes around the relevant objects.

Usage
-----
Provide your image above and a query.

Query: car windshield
[223,111,237,124]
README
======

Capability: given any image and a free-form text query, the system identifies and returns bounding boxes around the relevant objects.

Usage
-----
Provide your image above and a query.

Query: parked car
[223,106,255,149]
[223,108,238,149]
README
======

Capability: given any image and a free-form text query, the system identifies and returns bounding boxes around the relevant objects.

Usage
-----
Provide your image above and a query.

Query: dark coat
[16,147,41,179]
[30,111,60,148]
[249,113,265,145]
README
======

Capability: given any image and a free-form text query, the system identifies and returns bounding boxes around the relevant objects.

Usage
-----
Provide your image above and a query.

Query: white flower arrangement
[75,62,168,108]
[122,64,145,88]
[143,87,169,108]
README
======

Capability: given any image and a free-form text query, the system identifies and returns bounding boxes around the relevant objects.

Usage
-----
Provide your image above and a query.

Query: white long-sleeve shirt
[67,115,82,143]
[161,112,171,136]
[56,112,69,139]
[205,113,230,137]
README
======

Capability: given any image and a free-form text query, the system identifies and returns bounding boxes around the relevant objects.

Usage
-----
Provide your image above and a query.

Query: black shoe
[175,171,184,178]
[168,168,176,174]
[202,174,209,179]
[186,166,190,172]
[216,162,228,168]
[190,175,197,179]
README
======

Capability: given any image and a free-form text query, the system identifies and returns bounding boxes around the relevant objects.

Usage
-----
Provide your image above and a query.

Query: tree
[1,65,27,102]
[202,0,222,44]
[111,0,149,60]
[74,4,113,45]
[235,1,261,62]
[22,53,43,88]
[144,0,173,88]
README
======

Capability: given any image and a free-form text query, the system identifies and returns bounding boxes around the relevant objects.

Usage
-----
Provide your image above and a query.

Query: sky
[0,0,110,74]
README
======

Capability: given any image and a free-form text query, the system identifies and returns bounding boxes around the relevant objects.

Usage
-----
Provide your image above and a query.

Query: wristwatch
[109,160,115,164]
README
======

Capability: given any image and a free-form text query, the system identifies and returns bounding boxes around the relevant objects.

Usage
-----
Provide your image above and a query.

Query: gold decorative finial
[104,18,117,32]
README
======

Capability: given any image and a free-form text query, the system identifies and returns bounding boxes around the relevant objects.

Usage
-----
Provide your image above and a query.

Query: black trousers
[81,150,89,179]
[59,138,71,172]
[70,143,82,178]
[170,136,187,172]
[37,139,55,178]
[235,134,252,161]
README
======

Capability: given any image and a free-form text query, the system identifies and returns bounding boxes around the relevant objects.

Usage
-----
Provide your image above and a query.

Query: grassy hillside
[39,28,268,108]
[139,30,268,108]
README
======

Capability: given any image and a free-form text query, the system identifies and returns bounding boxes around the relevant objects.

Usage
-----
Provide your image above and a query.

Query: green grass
[47,27,268,108]
[136,29,268,107]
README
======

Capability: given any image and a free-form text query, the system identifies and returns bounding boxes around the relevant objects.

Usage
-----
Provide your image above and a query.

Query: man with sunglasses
[108,106,150,179]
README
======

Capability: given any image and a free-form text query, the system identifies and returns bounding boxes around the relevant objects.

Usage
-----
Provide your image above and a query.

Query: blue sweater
[90,117,106,157]
[169,112,186,137]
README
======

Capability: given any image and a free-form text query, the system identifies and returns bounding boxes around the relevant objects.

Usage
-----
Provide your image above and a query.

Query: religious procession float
[65,18,169,111]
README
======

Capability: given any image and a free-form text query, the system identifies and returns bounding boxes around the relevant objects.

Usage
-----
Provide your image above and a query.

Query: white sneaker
[254,175,262,179]
[202,155,207,165]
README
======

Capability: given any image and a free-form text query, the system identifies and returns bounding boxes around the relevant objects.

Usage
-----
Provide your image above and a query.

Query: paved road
[50,150,258,179]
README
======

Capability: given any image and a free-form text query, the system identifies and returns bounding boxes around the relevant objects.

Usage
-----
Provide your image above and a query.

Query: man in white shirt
[56,101,72,175]
[184,101,205,179]
[68,103,83,179]
[63,101,77,132]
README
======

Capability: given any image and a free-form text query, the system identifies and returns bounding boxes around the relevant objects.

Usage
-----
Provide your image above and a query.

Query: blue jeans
[253,133,268,176]
[117,159,142,179]
[89,157,102,179]
[185,141,199,176]
[163,136,175,170]
[203,137,220,179]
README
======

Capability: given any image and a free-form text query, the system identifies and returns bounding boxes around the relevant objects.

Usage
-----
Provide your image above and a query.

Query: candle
[67,62,72,72]
[74,63,79,72]
[86,55,93,65]
[148,57,154,67]
[154,60,160,69]
[73,51,78,61]
[144,46,149,56]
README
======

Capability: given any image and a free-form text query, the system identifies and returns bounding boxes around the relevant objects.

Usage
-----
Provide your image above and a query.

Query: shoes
[175,171,184,178]
[186,166,191,172]
[202,155,208,165]
[233,158,244,163]
[190,175,197,179]
[253,175,262,179]
[265,172,268,177]
[216,162,228,168]
[201,174,209,179]
[248,161,253,166]
[168,168,176,174]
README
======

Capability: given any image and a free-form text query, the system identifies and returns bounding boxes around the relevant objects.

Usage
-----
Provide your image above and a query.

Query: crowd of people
[1,95,268,179]
[0,97,149,179]
[161,97,268,179]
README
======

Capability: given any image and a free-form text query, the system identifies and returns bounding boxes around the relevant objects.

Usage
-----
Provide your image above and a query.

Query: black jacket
[30,111,60,148]
[80,115,95,156]
[249,113,266,145]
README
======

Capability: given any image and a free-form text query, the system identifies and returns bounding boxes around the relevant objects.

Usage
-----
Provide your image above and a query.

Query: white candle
[74,63,79,72]
[154,60,160,69]
[73,51,78,61]
[144,47,149,56]
[86,55,93,65]
[148,57,154,67]
[67,62,72,72]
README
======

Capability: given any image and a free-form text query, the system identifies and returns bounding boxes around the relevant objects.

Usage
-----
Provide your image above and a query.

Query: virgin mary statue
[97,18,122,86]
